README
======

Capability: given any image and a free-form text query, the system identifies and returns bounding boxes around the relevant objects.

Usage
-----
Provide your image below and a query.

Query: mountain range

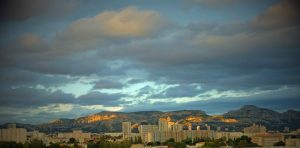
[1,105,299,133]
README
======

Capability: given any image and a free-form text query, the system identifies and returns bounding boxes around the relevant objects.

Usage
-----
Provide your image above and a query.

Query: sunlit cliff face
[84,114,117,123]
[211,115,238,123]
[186,116,203,122]
[131,123,139,129]
[221,118,238,123]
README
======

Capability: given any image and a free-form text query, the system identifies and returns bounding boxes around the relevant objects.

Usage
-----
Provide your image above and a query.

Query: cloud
[93,80,124,89]
[152,84,202,98]
[78,91,125,106]
[183,0,236,8]
[252,0,300,30]
[55,6,167,50]
[0,0,77,22]
[1,2,300,124]
[0,87,76,107]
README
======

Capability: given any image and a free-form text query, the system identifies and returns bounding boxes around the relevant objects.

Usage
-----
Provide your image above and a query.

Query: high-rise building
[57,130,91,143]
[172,124,183,132]
[244,123,266,137]
[251,133,283,147]
[139,125,158,142]
[284,127,290,133]
[158,118,169,132]
[188,125,192,131]
[122,122,131,140]
[0,124,27,143]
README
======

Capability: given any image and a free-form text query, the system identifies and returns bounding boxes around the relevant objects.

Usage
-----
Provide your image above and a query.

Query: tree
[146,142,153,146]
[274,141,285,146]
[182,138,192,145]
[226,136,259,147]
[130,137,134,144]
[29,139,46,148]
[68,137,79,147]
[68,138,76,144]
[137,136,143,144]
[49,142,61,148]
[166,138,175,143]
[134,137,138,144]
[155,141,161,146]
[0,141,23,148]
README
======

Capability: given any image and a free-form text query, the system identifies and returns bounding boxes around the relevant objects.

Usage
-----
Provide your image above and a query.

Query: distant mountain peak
[20,106,299,133]
[241,105,259,108]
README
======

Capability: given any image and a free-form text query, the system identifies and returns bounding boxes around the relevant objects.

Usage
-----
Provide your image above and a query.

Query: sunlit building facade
[0,124,27,143]
[122,122,131,140]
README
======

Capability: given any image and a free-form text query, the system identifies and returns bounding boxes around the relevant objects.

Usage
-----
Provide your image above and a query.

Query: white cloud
[80,105,123,111]
[57,6,167,42]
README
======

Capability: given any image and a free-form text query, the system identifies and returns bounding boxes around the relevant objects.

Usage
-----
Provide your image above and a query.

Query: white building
[57,129,91,143]
[0,124,27,143]
[27,130,46,141]
[139,125,158,142]
[214,131,243,140]
[122,122,131,140]
[244,123,266,137]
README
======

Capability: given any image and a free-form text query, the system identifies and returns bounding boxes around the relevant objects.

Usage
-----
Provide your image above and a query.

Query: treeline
[87,140,131,148]
[144,136,261,148]
[0,139,48,148]
[202,136,259,147]
[0,138,82,148]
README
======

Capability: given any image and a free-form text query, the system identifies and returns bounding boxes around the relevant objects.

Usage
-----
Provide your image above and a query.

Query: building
[217,126,221,131]
[146,129,215,143]
[251,133,283,147]
[172,124,183,132]
[139,125,158,142]
[122,122,131,140]
[57,129,91,143]
[214,131,243,140]
[0,124,27,143]
[104,132,123,137]
[284,133,300,147]
[158,117,169,132]
[243,123,266,137]
[27,130,46,142]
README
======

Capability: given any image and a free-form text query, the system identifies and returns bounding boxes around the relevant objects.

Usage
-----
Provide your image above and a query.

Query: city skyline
[1,0,300,124]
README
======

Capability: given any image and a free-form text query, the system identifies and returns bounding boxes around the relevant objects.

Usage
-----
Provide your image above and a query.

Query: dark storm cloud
[123,88,300,113]
[0,86,125,108]
[0,36,126,76]
[97,0,300,91]
[126,78,146,84]
[252,0,300,30]
[182,0,265,9]
[0,0,77,21]
[78,91,125,106]
[0,0,300,124]
[93,80,124,89]
[0,68,76,88]
[0,0,298,93]
[0,87,76,107]
[152,84,202,98]
[137,86,154,96]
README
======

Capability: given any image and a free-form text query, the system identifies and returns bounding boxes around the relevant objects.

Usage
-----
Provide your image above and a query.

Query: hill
[3,105,300,133]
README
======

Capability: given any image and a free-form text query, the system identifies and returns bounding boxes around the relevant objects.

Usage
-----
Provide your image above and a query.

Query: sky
[0,0,300,124]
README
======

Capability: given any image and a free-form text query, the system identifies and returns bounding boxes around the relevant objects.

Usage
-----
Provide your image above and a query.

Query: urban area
[0,116,300,148]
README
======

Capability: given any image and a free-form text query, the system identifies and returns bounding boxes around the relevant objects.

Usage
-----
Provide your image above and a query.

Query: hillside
[3,105,300,133]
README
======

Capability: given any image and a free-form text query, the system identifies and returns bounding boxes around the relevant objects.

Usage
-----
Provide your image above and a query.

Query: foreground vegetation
[0,135,262,148]
[202,136,259,147]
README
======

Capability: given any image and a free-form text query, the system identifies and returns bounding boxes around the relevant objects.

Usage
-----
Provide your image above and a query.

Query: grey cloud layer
[0,87,125,107]
[0,0,300,123]
[0,0,77,21]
